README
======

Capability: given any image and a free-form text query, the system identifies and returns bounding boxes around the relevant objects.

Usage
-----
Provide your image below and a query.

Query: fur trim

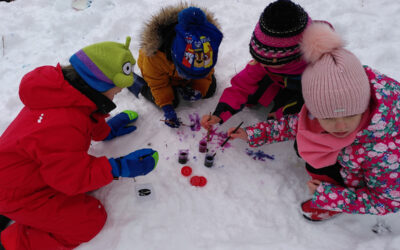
[140,3,221,56]
[300,22,343,63]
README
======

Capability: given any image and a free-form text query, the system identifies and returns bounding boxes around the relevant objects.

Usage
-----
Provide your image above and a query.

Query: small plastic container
[204,153,214,168]
[178,150,189,164]
[199,140,207,153]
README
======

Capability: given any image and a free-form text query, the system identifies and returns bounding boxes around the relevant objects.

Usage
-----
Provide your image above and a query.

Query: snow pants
[139,74,217,108]
[0,192,107,249]
[293,140,345,186]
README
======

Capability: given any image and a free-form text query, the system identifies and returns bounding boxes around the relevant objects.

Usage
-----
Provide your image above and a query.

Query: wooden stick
[206,112,211,141]
[2,35,4,57]
[220,121,244,148]
[160,119,191,127]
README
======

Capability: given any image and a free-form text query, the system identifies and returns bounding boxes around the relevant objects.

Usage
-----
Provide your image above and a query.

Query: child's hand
[228,127,249,141]
[201,114,221,130]
[307,179,322,195]
[109,148,158,178]
[104,110,138,141]
[162,105,181,128]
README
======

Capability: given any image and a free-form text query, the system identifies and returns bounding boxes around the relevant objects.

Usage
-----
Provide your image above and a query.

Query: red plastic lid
[198,176,207,187]
[190,176,207,187]
[190,176,200,186]
[181,166,192,177]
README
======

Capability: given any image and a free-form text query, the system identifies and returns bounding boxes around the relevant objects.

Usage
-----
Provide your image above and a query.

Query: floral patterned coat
[246,66,400,215]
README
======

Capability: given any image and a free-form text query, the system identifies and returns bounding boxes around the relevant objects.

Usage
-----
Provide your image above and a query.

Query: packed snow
[1,0,400,249]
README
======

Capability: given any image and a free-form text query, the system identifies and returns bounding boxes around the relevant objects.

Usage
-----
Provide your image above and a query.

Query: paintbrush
[220,121,244,148]
[206,112,211,141]
[160,119,194,128]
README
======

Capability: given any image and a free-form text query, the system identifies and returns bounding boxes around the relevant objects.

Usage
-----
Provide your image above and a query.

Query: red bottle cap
[198,176,207,187]
[190,176,200,186]
[181,166,192,177]
[190,176,207,187]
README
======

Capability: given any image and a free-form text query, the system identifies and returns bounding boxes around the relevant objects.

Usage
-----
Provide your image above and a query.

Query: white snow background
[1,0,400,249]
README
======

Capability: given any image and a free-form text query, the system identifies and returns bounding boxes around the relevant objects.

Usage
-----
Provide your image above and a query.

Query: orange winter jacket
[137,3,220,108]
[138,49,214,107]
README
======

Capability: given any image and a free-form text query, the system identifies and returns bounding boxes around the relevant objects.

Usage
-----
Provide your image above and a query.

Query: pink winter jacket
[245,66,400,215]
[213,62,300,123]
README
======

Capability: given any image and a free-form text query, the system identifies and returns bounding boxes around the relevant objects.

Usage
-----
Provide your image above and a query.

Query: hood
[19,64,95,110]
[356,66,400,144]
[140,3,221,56]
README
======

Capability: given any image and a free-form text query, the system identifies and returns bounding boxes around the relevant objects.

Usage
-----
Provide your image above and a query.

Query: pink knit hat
[300,22,370,118]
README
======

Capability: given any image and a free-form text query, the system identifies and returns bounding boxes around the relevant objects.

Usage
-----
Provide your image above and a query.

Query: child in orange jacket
[129,4,223,128]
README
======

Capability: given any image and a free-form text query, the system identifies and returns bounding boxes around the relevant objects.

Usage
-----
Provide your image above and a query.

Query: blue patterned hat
[171,7,223,79]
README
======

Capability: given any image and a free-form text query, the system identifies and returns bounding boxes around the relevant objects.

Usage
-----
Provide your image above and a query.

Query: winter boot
[301,199,341,222]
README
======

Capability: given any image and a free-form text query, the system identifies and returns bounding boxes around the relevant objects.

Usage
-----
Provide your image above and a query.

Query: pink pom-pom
[300,22,343,63]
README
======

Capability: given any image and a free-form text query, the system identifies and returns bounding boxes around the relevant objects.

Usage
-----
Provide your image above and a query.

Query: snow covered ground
[1,0,400,249]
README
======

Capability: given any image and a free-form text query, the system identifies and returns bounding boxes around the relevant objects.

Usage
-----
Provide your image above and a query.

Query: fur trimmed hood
[140,3,221,56]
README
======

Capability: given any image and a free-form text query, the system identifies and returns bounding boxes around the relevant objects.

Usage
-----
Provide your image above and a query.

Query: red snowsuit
[0,65,115,249]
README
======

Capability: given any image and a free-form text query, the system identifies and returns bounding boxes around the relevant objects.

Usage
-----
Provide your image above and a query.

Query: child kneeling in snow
[0,37,158,249]
[201,0,332,130]
[129,4,223,128]
[228,22,400,221]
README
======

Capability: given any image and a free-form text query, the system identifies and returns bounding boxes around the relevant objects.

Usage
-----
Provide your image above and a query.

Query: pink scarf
[296,106,370,168]
[266,59,307,75]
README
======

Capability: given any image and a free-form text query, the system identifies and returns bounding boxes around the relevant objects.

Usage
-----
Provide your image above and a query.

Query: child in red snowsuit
[0,37,159,249]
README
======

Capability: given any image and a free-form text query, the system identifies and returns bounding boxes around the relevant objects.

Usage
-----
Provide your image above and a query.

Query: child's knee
[75,199,107,243]
[53,196,108,245]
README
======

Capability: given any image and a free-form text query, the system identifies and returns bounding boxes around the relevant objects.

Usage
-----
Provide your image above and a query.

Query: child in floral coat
[228,22,400,221]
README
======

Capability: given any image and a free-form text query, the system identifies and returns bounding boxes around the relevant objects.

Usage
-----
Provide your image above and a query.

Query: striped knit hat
[300,22,370,118]
[70,37,136,92]
[249,0,311,66]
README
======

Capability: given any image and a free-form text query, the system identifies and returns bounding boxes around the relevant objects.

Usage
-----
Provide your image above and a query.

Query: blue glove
[162,105,180,128]
[104,110,138,141]
[109,148,159,178]
[177,86,202,101]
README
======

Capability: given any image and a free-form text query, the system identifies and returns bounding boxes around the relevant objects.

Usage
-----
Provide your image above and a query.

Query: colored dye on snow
[202,128,230,149]
[245,148,275,161]
[188,113,201,131]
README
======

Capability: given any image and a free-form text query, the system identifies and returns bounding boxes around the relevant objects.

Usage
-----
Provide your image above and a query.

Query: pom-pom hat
[171,7,223,79]
[249,0,311,65]
[70,37,136,92]
[300,22,370,118]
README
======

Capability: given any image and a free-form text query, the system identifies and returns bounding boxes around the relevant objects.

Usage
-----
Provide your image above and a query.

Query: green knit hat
[69,37,136,92]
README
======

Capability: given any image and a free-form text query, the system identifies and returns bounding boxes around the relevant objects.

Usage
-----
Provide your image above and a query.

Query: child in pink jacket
[201,0,330,129]
[229,22,400,221]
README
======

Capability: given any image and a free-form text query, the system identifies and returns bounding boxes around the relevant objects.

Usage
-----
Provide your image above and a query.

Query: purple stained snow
[189,113,201,131]
[245,148,275,161]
